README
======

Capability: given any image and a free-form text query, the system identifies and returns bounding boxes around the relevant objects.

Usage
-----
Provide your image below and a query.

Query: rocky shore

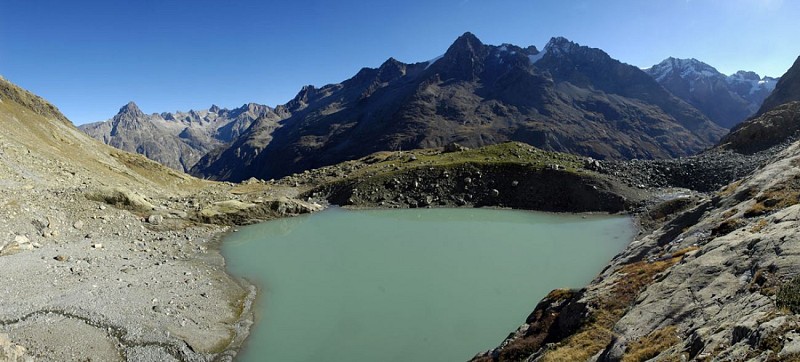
[0,181,321,362]
[0,77,323,362]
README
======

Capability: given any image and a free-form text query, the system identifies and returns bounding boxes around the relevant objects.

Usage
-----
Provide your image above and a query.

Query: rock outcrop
[718,101,800,154]
[758,56,800,116]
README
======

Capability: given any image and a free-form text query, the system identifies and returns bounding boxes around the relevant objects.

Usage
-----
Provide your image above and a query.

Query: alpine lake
[222,207,635,362]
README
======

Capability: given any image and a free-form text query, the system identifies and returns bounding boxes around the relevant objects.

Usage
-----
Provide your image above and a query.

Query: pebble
[73,220,84,229]
[147,214,164,225]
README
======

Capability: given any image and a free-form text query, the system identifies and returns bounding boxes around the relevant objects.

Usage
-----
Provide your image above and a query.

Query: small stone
[91,243,103,249]
[99,205,107,210]
[73,220,84,229]
[490,189,500,197]
[511,180,519,187]
[147,214,164,225]
[54,255,69,262]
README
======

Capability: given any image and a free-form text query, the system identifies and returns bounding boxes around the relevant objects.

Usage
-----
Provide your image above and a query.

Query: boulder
[85,187,155,212]
[443,142,469,153]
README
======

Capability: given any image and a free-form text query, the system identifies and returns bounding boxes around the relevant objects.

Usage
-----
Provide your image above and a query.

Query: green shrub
[777,276,800,313]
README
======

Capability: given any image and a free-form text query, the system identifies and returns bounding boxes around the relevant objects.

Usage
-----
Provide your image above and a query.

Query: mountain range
[645,57,778,128]
[5,33,800,361]
[82,33,780,182]
[79,101,286,172]
[191,33,727,181]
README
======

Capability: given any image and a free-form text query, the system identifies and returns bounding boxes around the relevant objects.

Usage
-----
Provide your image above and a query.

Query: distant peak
[647,57,721,82]
[117,101,144,117]
[380,57,403,68]
[543,36,580,54]
[210,104,221,113]
[730,70,761,81]
[446,31,485,54]
[655,57,716,71]
[457,31,481,43]
[378,57,407,80]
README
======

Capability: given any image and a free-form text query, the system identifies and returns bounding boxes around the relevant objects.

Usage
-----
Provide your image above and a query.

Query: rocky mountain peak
[117,101,144,118]
[442,32,488,61]
[377,57,407,81]
[543,36,580,55]
[730,70,761,81]
[286,85,317,111]
[647,57,723,83]
[645,57,780,128]
[437,32,490,80]
[447,32,484,53]
[209,104,221,113]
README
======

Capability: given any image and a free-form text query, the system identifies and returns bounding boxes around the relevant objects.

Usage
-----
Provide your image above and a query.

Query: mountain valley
[3,30,800,362]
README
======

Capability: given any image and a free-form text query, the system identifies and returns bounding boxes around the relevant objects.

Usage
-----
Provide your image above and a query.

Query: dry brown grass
[711,218,746,237]
[721,208,738,219]
[750,218,769,233]
[622,326,680,362]
[540,256,682,361]
[671,246,700,258]
[718,180,743,197]
[745,177,800,217]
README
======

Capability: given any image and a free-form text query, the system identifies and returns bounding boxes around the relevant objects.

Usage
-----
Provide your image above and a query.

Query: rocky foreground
[0,78,321,361]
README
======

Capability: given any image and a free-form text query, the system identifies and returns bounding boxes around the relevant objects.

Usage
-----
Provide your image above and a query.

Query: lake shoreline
[221,207,637,362]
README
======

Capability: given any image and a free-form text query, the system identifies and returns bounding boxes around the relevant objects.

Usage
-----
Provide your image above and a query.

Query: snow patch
[528,49,547,64]
[425,54,444,70]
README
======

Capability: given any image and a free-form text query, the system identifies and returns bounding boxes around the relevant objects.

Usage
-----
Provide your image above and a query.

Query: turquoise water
[222,207,634,362]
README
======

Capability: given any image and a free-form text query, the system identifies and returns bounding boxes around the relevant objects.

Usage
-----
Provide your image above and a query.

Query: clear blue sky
[2,0,799,125]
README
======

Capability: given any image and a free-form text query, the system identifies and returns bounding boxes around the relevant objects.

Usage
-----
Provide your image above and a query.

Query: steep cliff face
[758,56,800,116]
[192,33,725,182]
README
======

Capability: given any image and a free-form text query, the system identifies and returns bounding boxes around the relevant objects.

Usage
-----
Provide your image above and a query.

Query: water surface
[223,207,634,362]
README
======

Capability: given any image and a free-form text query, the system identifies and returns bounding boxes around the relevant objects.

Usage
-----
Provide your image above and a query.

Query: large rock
[85,187,155,212]
[197,197,323,225]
